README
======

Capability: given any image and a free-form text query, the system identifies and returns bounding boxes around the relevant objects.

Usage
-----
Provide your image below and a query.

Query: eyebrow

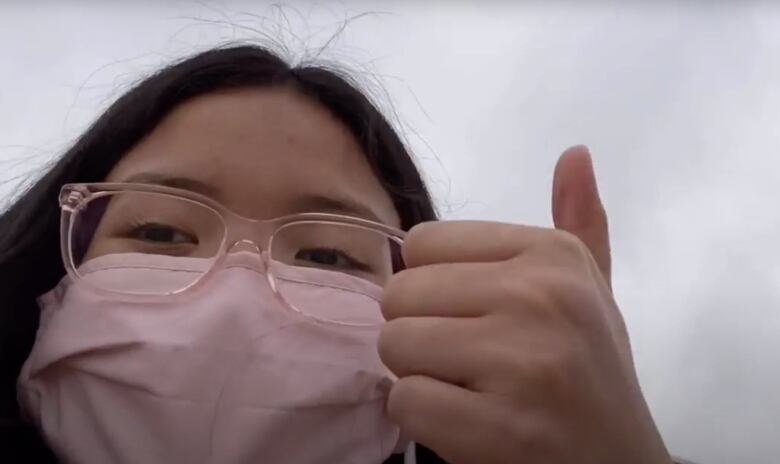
[121,173,220,198]
[120,173,385,224]
[289,193,384,224]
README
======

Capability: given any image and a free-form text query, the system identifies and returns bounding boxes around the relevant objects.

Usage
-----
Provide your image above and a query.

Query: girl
[0,45,675,463]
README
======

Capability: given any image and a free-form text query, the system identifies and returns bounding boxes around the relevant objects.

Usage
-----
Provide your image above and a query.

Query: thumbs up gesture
[379,146,673,464]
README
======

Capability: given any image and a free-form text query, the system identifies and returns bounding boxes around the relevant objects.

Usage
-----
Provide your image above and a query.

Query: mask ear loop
[404,442,417,464]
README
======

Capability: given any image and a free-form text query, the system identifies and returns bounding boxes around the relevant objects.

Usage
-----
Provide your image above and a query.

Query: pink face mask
[18,252,409,464]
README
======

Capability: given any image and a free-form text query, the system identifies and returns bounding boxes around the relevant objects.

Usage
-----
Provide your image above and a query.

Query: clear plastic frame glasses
[58,183,407,325]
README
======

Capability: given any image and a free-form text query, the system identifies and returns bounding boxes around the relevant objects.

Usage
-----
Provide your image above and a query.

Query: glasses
[58,183,406,326]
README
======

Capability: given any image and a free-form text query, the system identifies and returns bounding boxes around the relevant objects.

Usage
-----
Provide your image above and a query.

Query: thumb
[552,145,612,287]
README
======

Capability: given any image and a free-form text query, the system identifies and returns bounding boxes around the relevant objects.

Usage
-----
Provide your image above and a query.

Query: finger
[378,313,569,400]
[378,316,488,384]
[388,375,522,464]
[382,261,516,320]
[402,220,550,268]
[552,145,612,286]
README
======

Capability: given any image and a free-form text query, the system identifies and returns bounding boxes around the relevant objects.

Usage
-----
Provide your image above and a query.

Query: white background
[2,2,779,463]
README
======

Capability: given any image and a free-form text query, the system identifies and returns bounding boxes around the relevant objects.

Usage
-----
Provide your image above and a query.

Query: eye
[130,223,197,245]
[294,248,368,271]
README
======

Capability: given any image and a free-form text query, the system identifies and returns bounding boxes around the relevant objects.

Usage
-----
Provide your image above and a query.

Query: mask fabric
[18,252,405,464]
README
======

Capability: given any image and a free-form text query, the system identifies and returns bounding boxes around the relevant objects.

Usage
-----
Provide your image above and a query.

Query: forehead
[105,87,400,227]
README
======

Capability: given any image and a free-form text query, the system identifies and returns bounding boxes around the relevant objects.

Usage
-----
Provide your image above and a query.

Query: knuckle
[380,269,412,320]
[514,265,601,331]
[495,263,553,310]
[487,407,563,460]
[542,269,590,302]
[402,221,438,265]
[491,408,527,445]
[551,229,588,260]
[492,335,587,403]
[532,342,588,399]
[494,264,597,330]
[386,375,422,423]
[377,318,410,365]
[517,413,567,460]
[549,273,603,329]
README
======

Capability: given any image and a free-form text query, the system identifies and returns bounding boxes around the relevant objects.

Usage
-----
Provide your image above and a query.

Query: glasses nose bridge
[224,216,274,254]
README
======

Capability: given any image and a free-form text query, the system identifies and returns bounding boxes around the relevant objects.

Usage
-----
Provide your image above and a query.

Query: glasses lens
[268,222,404,324]
[68,191,225,294]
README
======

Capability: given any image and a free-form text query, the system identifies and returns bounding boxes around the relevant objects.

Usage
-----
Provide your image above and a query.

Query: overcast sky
[2,2,780,463]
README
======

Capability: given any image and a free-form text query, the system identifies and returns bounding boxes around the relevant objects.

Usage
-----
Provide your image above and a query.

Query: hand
[378,146,672,464]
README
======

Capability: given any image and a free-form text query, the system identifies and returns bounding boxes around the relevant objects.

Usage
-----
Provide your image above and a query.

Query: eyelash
[124,220,197,244]
[296,247,372,272]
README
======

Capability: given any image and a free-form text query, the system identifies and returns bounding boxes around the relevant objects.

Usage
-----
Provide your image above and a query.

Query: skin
[104,87,670,463]
[105,87,400,229]
[379,146,673,463]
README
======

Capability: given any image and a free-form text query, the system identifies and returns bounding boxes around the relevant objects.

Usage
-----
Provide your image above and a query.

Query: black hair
[0,44,437,458]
